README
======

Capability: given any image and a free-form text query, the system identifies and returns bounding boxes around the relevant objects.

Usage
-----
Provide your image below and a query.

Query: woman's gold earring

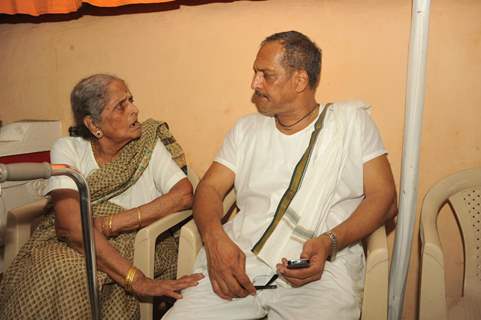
[95,130,103,138]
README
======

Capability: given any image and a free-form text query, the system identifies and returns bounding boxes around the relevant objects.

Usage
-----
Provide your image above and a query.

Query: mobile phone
[254,274,278,290]
[287,258,310,269]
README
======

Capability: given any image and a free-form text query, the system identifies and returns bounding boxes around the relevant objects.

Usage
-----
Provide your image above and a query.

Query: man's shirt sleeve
[359,108,387,163]
[214,121,241,174]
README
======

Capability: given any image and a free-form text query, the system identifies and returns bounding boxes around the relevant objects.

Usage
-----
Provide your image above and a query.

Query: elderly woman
[0,74,203,319]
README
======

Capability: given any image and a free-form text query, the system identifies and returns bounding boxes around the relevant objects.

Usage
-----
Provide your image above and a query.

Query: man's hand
[276,236,331,287]
[204,231,256,300]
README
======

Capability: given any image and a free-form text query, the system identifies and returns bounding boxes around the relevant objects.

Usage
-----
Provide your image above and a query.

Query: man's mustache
[253,90,268,99]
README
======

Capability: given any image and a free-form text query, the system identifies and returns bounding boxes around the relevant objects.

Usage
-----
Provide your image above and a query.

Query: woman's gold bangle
[124,266,137,292]
[101,217,109,236]
[107,215,113,236]
[136,207,142,229]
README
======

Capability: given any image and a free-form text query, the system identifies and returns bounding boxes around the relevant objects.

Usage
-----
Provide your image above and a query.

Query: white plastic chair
[177,189,389,320]
[419,167,481,320]
[3,197,49,270]
[3,168,199,320]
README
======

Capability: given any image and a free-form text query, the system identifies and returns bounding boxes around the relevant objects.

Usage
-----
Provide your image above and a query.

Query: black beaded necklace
[275,104,320,129]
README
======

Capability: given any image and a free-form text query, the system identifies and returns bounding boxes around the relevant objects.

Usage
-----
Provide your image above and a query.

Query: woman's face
[97,80,142,146]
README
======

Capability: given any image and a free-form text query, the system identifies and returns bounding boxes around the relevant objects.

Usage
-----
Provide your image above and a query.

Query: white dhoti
[163,251,363,320]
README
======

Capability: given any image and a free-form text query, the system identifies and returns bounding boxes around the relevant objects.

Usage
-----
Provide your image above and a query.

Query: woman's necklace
[275,104,320,129]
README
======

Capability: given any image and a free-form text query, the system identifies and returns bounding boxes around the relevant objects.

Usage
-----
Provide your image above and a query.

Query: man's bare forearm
[193,181,227,245]
[327,188,395,252]
[321,154,396,252]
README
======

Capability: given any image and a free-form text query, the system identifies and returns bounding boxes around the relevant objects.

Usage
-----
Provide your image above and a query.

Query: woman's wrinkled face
[97,80,141,146]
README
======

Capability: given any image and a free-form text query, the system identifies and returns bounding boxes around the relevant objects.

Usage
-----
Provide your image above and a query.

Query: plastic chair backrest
[449,187,481,298]
[419,167,481,320]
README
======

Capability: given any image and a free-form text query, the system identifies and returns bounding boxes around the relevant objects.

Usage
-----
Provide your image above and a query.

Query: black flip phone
[287,258,310,269]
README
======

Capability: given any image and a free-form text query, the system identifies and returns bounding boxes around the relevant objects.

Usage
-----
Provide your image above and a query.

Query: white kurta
[44,136,186,209]
[164,101,386,320]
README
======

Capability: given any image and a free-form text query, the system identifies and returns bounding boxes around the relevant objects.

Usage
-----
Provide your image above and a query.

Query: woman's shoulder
[152,138,167,154]
[51,136,90,155]
[150,139,179,165]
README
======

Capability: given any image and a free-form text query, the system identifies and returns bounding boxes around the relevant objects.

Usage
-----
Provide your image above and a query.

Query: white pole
[388,0,431,319]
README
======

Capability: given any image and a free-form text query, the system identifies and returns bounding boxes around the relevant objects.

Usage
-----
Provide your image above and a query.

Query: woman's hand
[130,272,204,299]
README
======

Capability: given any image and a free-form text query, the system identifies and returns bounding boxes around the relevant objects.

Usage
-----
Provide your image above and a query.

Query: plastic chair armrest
[362,225,388,320]
[133,209,192,277]
[177,219,202,278]
[7,198,48,222]
[420,218,444,267]
[419,220,448,320]
[3,198,48,270]
[366,225,388,264]
[133,209,192,320]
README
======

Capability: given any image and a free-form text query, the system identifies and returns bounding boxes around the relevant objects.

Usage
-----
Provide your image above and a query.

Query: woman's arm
[54,188,138,283]
[98,177,193,236]
[51,179,200,298]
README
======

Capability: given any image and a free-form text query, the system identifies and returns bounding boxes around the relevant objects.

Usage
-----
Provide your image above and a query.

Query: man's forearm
[193,182,228,244]
[327,188,395,252]
[323,154,396,253]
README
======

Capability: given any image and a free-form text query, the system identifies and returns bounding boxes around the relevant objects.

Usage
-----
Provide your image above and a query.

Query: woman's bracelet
[107,215,113,236]
[101,217,108,235]
[136,207,143,229]
[101,215,114,237]
[124,266,137,293]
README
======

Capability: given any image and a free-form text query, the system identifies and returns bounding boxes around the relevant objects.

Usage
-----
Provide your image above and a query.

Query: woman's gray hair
[69,74,122,139]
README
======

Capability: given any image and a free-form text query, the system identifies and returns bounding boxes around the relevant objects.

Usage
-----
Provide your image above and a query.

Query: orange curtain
[0,0,174,16]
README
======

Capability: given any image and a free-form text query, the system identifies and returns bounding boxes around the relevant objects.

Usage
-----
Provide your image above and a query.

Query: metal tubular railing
[0,162,100,320]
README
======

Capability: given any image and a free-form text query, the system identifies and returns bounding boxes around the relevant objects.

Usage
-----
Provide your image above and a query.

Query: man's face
[251,41,297,116]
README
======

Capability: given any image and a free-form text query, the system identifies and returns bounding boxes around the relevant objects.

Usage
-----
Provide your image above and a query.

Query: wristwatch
[323,231,338,261]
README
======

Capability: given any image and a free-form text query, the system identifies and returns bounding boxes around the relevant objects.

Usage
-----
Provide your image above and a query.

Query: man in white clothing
[163,30,396,320]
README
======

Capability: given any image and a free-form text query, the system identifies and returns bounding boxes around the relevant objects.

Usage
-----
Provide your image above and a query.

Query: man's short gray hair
[69,74,122,139]
[262,31,322,89]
